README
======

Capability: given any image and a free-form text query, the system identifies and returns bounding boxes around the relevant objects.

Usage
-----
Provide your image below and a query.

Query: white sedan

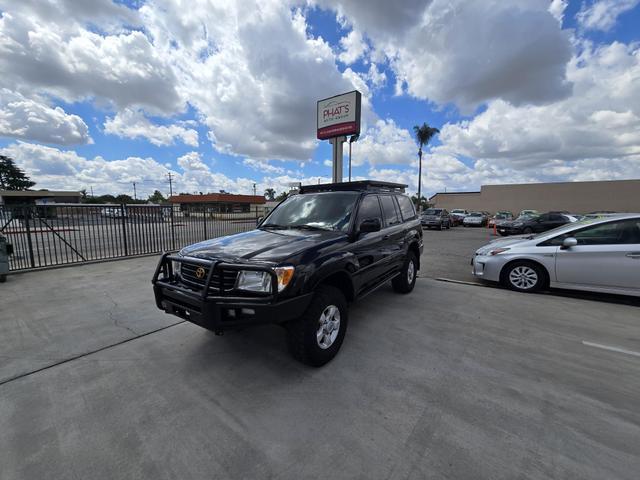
[472,214,640,297]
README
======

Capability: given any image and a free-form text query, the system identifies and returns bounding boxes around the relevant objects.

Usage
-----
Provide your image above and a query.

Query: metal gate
[0,204,260,271]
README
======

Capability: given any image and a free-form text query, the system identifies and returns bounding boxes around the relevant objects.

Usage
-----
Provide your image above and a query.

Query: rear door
[554,219,640,291]
[379,194,406,274]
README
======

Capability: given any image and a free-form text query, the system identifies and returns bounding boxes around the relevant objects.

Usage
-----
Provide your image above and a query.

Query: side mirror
[359,218,381,233]
[256,216,264,226]
[561,237,578,249]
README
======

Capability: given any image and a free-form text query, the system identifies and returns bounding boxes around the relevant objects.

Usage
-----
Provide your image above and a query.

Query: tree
[412,123,439,212]
[264,188,276,201]
[411,195,430,211]
[275,191,288,202]
[148,189,167,204]
[0,155,36,190]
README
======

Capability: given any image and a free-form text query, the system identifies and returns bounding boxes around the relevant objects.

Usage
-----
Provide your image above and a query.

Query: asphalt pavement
[1,251,640,479]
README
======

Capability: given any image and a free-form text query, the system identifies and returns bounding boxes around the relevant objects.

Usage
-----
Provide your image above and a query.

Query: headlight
[489,247,510,255]
[236,270,272,292]
[235,266,295,293]
[172,259,182,276]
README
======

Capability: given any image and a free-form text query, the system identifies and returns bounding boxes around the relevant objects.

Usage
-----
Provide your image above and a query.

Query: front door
[351,195,387,293]
[555,219,640,291]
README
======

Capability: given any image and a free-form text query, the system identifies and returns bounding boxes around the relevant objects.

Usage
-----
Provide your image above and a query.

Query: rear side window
[380,195,401,227]
[356,195,382,224]
[397,195,416,220]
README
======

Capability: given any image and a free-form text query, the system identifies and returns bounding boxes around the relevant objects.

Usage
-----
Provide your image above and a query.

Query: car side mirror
[561,237,578,249]
[256,216,264,226]
[359,218,381,233]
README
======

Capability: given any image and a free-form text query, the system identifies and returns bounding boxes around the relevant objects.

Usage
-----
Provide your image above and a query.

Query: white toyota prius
[472,214,640,297]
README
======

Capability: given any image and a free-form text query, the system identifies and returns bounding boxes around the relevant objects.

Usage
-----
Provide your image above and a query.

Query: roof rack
[299,180,407,194]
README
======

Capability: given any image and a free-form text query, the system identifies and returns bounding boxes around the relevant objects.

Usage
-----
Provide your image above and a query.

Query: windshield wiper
[291,224,333,231]
[260,224,289,230]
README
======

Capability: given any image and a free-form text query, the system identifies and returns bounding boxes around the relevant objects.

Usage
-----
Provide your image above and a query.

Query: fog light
[227,309,236,318]
[241,308,255,315]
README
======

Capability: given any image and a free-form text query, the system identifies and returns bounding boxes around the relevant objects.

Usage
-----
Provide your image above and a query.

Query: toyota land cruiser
[152,181,423,366]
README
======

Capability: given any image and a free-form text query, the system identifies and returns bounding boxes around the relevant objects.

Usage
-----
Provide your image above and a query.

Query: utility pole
[253,183,257,196]
[90,186,94,197]
[133,181,137,200]
[167,172,174,198]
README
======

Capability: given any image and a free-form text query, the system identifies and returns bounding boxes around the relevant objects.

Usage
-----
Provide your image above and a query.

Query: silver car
[472,214,640,297]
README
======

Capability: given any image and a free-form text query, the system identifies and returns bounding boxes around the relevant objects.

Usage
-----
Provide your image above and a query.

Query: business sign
[317,90,361,140]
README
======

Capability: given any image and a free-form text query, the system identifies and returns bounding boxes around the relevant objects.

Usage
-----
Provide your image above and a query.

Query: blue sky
[0,0,639,199]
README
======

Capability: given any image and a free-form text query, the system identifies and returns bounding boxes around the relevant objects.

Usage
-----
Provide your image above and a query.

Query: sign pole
[330,136,346,183]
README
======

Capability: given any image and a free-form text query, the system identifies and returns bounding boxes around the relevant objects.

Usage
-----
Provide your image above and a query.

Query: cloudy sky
[0,0,639,198]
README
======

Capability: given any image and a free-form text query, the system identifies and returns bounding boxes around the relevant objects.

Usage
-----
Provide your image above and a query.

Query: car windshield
[495,214,508,219]
[469,212,482,217]
[423,209,441,215]
[261,192,359,232]
[515,214,538,221]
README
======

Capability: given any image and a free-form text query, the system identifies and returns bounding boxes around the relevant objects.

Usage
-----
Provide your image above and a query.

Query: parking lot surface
[2,251,640,479]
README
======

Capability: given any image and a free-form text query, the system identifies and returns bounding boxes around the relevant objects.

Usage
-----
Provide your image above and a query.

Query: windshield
[423,209,441,215]
[515,214,538,221]
[261,192,359,232]
[469,212,482,217]
[452,210,465,214]
[495,214,509,219]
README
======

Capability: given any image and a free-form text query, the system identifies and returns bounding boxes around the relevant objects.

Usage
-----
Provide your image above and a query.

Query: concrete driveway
[1,256,640,479]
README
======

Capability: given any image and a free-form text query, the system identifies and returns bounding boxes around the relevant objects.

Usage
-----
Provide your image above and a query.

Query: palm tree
[264,188,276,201]
[413,123,439,212]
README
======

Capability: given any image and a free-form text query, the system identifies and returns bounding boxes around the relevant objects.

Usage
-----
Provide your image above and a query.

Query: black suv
[153,181,423,366]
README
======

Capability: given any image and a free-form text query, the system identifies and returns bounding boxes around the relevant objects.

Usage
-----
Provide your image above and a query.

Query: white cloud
[576,0,640,31]
[104,109,198,147]
[0,6,181,114]
[0,89,90,145]
[338,29,368,64]
[433,41,640,186]
[353,119,416,166]
[243,158,286,174]
[549,0,569,24]
[321,0,573,112]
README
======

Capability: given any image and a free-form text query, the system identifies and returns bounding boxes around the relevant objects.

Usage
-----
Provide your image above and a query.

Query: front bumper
[496,226,522,235]
[421,220,442,227]
[471,254,503,282]
[152,254,312,332]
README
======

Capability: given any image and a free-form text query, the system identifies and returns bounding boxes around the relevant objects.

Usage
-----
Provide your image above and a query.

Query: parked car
[100,207,127,218]
[463,211,488,227]
[472,214,640,296]
[153,181,423,367]
[450,209,468,226]
[497,212,577,236]
[488,212,514,228]
[519,209,539,217]
[421,208,451,230]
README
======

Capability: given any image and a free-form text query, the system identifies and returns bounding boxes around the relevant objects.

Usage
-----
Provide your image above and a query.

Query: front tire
[523,227,533,234]
[286,285,348,367]
[501,261,546,293]
[392,251,417,294]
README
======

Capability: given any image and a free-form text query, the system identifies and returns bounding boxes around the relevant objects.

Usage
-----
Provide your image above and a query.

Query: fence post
[120,204,128,256]
[24,206,36,268]
[203,206,208,239]
[170,205,176,251]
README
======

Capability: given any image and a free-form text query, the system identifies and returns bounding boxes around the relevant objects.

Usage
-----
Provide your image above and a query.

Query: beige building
[430,179,640,215]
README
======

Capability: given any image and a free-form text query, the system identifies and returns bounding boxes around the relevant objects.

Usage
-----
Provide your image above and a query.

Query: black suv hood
[179,228,346,263]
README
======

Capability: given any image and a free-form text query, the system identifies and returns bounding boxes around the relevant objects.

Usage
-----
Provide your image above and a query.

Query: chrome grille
[180,262,239,293]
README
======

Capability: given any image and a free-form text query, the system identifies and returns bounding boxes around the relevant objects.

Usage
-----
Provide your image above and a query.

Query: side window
[380,195,401,227]
[356,195,382,225]
[537,214,549,222]
[545,220,640,246]
[549,214,564,222]
[396,195,416,221]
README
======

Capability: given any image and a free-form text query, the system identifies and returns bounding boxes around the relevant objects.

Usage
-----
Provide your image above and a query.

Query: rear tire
[501,261,546,293]
[392,251,417,294]
[286,285,348,367]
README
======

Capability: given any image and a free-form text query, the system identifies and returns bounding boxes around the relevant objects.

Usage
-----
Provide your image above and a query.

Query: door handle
[626,252,640,259]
